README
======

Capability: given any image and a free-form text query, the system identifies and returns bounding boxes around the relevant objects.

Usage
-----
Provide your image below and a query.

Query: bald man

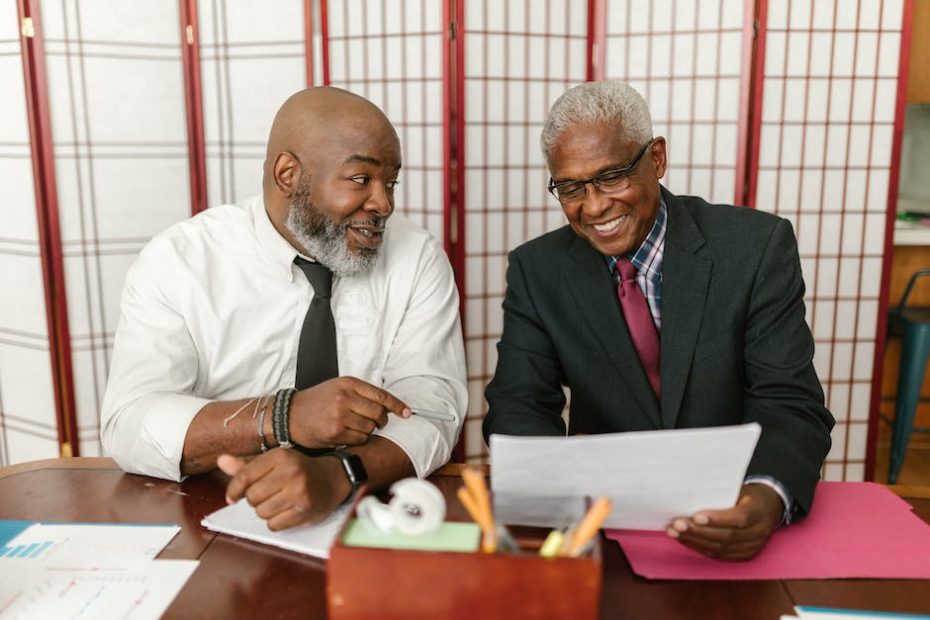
[101,88,467,529]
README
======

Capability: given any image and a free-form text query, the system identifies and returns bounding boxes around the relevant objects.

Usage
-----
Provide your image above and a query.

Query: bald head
[263,87,400,201]
[266,87,394,165]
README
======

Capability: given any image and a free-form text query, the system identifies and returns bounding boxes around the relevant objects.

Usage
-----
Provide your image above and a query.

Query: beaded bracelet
[272,388,296,449]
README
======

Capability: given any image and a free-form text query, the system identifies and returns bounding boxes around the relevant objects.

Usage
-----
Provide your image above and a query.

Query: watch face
[337,451,368,486]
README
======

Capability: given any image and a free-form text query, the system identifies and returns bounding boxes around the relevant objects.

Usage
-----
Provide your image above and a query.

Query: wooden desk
[2,458,929,619]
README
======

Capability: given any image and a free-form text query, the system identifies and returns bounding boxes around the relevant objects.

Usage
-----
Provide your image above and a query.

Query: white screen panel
[40,0,192,457]
[603,0,747,205]
[199,0,308,206]
[0,2,61,463]
[326,0,447,240]
[756,0,906,480]
[461,0,589,460]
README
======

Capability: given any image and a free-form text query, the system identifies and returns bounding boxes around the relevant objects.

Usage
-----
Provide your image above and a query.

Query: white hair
[540,81,653,160]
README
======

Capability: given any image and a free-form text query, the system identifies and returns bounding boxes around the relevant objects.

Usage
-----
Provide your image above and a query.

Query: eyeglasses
[547,138,654,203]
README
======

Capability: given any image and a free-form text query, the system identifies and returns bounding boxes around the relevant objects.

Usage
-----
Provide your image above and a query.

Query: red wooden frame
[735,0,761,206]
[451,0,466,305]
[304,0,315,86]
[447,0,467,461]
[743,0,768,209]
[586,0,605,81]
[16,0,79,456]
[865,0,915,481]
[179,0,208,215]
[320,0,331,85]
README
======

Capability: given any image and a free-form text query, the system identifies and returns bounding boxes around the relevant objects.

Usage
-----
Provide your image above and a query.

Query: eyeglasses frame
[547,138,655,202]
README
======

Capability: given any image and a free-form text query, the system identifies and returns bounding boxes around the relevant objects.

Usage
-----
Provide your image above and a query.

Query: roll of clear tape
[389,478,446,536]
[356,496,395,533]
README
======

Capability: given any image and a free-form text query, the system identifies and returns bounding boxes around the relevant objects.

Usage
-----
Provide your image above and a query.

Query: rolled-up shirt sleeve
[373,237,468,478]
[100,237,208,481]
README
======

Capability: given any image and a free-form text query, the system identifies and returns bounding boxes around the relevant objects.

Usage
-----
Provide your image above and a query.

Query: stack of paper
[0,522,195,619]
[201,499,351,559]
[490,423,761,529]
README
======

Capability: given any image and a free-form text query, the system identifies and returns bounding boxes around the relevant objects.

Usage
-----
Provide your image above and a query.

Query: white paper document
[0,522,194,619]
[0,522,180,568]
[202,499,351,559]
[0,559,198,620]
[490,422,761,530]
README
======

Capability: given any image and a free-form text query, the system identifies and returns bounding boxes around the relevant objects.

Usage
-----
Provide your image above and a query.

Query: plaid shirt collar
[606,197,667,281]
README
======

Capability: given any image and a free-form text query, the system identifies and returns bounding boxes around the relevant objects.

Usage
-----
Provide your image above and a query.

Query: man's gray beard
[284,188,382,278]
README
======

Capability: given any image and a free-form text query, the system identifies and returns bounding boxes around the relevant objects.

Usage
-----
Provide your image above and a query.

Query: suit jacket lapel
[659,188,711,429]
[562,235,663,429]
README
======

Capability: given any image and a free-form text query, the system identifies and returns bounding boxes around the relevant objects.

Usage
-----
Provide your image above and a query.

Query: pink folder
[606,482,930,580]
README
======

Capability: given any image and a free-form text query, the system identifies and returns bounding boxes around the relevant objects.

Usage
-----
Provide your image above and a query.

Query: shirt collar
[250,195,307,281]
[630,196,667,277]
[606,196,667,279]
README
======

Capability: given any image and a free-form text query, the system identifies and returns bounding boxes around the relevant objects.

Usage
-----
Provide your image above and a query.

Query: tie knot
[615,257,638,282]
[294,257,333,299]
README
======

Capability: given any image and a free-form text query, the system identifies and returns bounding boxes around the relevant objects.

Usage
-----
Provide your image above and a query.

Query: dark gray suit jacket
[483,187,834,515]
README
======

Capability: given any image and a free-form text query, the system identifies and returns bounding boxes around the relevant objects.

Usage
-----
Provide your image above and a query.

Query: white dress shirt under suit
[101,195,468,481]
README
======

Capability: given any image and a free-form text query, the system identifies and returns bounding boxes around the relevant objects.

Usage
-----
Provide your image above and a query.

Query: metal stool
[888,268,930,484]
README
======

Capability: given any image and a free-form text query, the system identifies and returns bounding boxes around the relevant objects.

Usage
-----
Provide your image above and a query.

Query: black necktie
[294,257,338,389]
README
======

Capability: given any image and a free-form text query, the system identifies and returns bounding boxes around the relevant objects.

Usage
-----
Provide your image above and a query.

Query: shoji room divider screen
[3,0,912,482]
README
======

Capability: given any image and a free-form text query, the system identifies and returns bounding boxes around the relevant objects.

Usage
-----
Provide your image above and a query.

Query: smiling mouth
[351,227,384,238]
[347,222,386,246]
[591,214,630,234]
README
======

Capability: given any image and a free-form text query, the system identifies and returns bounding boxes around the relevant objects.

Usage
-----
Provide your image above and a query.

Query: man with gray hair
[484,81,833,560]
[102,87,467,530]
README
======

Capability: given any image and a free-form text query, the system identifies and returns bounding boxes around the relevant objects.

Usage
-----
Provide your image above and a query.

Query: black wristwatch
[323,449,368,498]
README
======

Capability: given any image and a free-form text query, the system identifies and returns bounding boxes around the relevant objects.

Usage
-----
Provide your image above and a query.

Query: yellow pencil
[462,467,492,518]
[566,497,612,557]
[461,467,497,552]
[457,486,497,553]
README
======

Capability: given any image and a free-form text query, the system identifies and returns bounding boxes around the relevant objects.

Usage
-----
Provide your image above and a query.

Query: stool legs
[889,322,930,484]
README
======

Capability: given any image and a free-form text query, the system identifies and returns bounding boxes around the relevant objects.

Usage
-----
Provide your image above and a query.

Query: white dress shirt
[101,195,468,481]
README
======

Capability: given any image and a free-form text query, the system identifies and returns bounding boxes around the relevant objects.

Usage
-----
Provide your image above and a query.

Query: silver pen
[411,409,456,422]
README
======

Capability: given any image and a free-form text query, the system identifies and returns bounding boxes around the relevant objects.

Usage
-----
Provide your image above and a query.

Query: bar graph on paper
[0,540,54,559]
[0,522,181,568]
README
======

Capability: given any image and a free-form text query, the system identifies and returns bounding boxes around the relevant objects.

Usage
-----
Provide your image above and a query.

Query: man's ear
[650,137,668,180]
[273,151,300,196]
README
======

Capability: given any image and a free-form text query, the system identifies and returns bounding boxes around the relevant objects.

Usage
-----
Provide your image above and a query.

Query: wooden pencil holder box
[326,490,603,620]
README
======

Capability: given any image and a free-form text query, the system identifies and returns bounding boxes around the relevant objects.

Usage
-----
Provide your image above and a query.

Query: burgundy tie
[615,258,661,399]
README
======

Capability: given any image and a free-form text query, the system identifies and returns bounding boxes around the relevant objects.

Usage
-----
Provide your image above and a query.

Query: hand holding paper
[667,482,784,560]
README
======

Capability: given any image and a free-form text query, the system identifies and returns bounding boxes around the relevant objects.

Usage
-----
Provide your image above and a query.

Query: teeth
[593,216,625,233]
